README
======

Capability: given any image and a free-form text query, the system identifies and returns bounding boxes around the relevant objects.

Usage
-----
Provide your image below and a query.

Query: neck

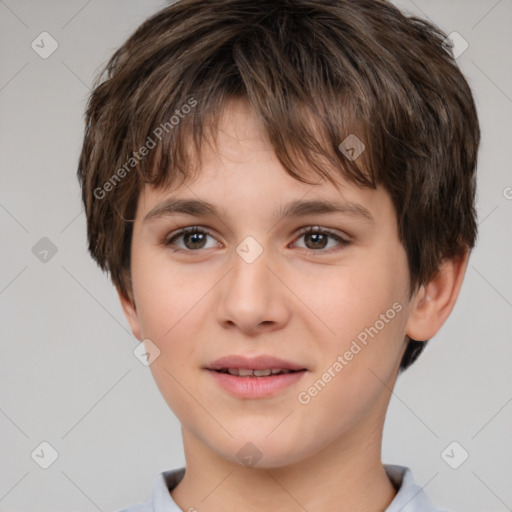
[171,416,397,512]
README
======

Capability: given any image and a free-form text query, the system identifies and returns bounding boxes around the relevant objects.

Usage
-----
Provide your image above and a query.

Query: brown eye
[165,227,219,251]
[293,227,350,252]
[304,231,329,249]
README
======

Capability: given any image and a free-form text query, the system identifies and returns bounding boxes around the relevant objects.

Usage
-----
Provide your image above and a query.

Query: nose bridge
[215,236,290,333]
[232,238,271,298]
[230,236,275,309]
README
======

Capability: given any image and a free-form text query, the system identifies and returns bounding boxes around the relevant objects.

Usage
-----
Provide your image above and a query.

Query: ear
[405,249,469,341]
[116,285,143,341]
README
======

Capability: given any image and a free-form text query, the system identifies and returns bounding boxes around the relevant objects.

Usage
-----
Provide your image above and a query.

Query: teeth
[222,368,294,377]
[253,369,272,376]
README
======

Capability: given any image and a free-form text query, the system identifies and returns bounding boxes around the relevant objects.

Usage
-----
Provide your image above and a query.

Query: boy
[77,0,480,510]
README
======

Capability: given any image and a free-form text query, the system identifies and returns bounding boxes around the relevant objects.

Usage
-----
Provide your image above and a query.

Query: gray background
[0,0,511,510]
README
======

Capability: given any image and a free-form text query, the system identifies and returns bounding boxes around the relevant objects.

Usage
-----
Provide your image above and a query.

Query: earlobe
[405,249,469,341]
[116,285,143,341]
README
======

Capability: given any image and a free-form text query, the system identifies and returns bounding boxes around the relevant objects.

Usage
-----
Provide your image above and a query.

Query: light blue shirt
[117,464,448,512]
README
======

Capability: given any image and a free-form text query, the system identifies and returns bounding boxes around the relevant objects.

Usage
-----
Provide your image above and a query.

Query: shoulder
[384,464,450,512]
[115,467,186,512]
[116,504,152,512]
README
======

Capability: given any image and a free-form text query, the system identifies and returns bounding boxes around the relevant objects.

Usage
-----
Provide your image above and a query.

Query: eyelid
[165,226,220,248]
[164,225,351,252]
[294,225,350,241]
[291,226,351,252]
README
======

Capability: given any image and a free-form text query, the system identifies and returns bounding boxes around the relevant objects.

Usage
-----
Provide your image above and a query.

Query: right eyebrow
[143,198,223,223]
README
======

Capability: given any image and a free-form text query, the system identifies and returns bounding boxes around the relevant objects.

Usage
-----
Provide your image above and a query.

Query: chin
[213,432,315,470]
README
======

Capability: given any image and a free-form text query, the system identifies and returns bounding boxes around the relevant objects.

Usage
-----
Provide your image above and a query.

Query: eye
[165,226,220,251]
[164,225,350,253]
[292,226,350,252]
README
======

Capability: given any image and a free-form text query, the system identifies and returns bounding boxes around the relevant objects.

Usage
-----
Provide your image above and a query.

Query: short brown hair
[77,0,480,372]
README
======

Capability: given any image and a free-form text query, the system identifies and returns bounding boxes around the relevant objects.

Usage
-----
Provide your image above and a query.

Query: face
[121,97,418,468]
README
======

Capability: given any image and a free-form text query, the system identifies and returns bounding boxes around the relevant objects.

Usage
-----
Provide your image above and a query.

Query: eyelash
[164,226,350,254]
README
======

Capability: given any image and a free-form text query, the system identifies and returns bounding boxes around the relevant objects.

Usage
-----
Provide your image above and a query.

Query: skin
[118,97,469,512]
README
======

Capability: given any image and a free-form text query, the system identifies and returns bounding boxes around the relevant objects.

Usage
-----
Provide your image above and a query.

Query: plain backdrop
[0,1,511,511]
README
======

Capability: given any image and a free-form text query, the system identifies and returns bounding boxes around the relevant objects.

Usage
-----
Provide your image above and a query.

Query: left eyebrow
[274,199,374,224]
[143,198,374,225]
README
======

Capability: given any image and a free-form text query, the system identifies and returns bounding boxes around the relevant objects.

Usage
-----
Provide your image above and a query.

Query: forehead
[135,96,393,227]
[142,97,342,197]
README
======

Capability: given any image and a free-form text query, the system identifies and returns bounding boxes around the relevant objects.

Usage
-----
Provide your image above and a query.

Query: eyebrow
[143,198,374,224]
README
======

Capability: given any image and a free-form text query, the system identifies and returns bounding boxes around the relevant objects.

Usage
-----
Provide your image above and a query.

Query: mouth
[206,354,307,373]
[212,368,304,377]
[205,355,308,398]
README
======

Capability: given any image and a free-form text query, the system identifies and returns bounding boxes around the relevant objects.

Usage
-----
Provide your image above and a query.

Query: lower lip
[206,369,307,398]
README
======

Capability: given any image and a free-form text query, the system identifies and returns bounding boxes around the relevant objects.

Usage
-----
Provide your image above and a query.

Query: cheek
[292,255,407,340]
[291,253,410,408]
[131,255,210,415]
[131,249,213,339]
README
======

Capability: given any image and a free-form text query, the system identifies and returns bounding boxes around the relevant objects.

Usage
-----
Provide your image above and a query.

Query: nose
[214,242,291,336]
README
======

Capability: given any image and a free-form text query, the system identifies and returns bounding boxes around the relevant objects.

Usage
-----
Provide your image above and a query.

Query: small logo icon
[32,237,58,263]
[31,441,59,469]
[442,32,468,59]
[338,134,365,161]
[236,441,263,467]
[236,236,263,264]
[134,338,161,366]
[31,32,59,59]
[441,441,469,469]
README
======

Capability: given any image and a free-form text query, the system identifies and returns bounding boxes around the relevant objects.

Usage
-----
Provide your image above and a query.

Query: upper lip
[206,355,307,371]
